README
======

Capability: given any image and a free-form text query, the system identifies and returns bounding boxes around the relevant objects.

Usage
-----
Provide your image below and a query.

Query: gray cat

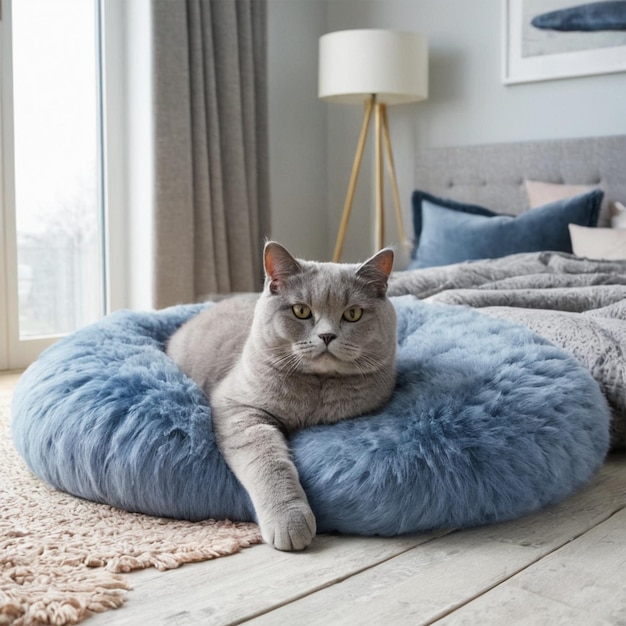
[167,242,397,550]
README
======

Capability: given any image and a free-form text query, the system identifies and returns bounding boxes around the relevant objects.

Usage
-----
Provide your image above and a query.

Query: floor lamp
[318,29,428,262]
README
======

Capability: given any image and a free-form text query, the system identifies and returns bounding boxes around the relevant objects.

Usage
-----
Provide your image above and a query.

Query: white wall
[267,0,328,261]
[268,0,626,264]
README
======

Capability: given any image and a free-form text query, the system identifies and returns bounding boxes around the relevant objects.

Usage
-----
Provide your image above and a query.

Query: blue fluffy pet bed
[11,297,610,536]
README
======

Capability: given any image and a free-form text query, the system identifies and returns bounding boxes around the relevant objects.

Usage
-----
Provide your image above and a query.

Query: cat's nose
[319,333,337,346]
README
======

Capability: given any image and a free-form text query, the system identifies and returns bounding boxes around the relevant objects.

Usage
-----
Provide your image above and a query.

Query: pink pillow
[525,180,597,208]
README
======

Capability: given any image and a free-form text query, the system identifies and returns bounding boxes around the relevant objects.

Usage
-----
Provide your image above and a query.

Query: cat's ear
[356,248,394,297]
[264,241,301,294]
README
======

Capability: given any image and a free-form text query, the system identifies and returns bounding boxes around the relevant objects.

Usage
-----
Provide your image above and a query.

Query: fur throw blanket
[389,252,626,449]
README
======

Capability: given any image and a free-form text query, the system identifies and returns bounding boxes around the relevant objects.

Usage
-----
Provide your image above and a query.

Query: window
[1,0,112,369]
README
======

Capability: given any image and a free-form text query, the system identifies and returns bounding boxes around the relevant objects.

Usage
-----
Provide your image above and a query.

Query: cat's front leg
[211,395,316,551]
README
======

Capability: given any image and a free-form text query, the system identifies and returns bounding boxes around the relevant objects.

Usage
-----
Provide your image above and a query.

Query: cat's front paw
[260,501,317,551]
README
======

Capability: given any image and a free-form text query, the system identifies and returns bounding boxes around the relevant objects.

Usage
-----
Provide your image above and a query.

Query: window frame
[0,0,129,370]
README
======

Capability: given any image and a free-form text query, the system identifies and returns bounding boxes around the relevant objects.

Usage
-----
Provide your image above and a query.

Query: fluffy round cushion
[11,297,610,535]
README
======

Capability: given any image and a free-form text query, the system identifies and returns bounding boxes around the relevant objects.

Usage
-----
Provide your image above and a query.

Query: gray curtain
[151,0,269,308]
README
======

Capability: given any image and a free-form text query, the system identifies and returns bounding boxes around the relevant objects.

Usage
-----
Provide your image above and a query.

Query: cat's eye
[343,306,363,322]
[292,304,312,319]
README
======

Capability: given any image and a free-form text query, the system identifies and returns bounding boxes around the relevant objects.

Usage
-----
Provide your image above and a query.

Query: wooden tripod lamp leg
[381,105,407,248]
[374,102,385,252]
[333,97,374,262]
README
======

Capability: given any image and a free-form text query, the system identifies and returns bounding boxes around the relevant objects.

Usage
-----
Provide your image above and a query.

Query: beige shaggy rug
[0,375,262,626]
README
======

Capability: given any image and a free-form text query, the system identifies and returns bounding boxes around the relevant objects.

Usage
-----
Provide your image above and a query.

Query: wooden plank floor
[87,456,625,625]
[2,371,624,625]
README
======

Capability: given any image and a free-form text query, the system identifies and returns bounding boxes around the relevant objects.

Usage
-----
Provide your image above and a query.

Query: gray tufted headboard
[414,135,626,227]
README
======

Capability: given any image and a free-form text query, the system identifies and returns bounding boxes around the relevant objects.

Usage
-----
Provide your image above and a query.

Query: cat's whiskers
[346,345,389,380]
[358,351,385,370]
[339,341,377,372]
[262,345,303,376]
[293,341,322,360]
[277,354,304,377]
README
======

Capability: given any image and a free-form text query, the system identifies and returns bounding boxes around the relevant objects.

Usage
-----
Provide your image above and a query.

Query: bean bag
[11,296,610,535]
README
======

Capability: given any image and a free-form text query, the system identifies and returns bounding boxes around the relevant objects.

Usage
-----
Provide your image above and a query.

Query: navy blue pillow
[409,189,603,269]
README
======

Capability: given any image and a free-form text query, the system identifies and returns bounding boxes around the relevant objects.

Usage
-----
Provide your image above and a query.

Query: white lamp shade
[319,29,428,105]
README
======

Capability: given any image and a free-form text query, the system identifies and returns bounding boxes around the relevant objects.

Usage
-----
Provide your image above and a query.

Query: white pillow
[611,201,626,229]
[568,224,626,260]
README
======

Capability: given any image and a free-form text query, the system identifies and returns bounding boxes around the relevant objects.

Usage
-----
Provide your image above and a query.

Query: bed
[389,134,626,450]
[410,135,625,225]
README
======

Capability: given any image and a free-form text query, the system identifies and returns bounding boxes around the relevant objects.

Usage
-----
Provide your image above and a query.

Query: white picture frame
[502,0,626,84]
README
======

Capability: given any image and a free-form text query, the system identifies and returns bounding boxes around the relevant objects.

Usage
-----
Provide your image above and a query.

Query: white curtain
[151,0,269,308]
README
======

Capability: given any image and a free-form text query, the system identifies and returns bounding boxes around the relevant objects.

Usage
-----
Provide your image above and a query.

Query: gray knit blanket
[388,252,626,450]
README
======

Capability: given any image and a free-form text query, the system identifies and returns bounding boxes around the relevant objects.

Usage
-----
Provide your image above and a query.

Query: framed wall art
[502,0,626,83]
